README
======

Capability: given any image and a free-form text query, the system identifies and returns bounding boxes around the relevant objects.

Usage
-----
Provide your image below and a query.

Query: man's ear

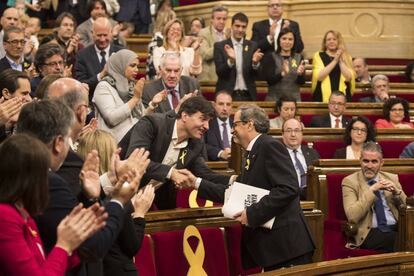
[2,88,11,100]
[52,135,64,155]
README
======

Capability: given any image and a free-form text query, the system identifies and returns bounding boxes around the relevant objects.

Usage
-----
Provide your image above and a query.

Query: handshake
[171,168,197,190]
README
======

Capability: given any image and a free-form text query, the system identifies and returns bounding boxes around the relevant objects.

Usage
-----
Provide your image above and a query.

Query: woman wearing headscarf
[93,49,166,142]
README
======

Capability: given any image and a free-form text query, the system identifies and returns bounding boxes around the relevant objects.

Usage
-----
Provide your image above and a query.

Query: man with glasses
[0,8,19,59]
[142,52,200,114]
[342,142,406,252]
[0,27,31,72]
[359,74,390,103]
[282,118,319,200]
[310,91,350,128]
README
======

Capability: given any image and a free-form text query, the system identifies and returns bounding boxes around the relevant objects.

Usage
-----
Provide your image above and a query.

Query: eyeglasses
[231,120,247,128]
[329,101,345,106]
[390,108,404,113]
[268,3,282,8]
[283,128,302,134]
[351,127,367,133]
[44,61,64,67]
[6,39,26,46]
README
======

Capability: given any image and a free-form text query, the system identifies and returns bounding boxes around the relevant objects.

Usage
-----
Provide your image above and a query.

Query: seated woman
[77,130,155,276]
[262,27,305,102]
[93,49,166,142]
[375,97,414,129]
[334,116,376,159]
[269,96,303,128]
[0,134,105,275]
[311,30,355,103]
[152,19,202,77]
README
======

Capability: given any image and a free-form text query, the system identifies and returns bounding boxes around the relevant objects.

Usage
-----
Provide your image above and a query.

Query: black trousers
[360,228,397,253]
[263,251,314,272]
[232,90,253,101]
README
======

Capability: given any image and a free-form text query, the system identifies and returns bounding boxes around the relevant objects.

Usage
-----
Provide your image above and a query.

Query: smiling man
[125,96,230,210]
[342,142,406,252]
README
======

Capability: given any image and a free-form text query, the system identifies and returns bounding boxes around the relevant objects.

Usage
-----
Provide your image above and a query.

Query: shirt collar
[94,44,110,55]
[217,117,230,125]
[172,120,188,149]
[330,113,342,121]
[287,145,303,154]
[269,18,282,26]
[246,134,261,151]
[231,36,244,46]
[6,55,22,66]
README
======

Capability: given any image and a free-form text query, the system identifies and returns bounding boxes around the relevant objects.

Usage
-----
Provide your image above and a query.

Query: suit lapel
[242,135,261,183]
[211,119,223,148]
[157,79,172,112]
[301,145,312,167]
[158,116,175,161]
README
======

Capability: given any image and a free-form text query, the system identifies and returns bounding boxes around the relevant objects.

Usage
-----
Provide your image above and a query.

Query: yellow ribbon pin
[183,225,207,276]
[179,149,188,165]
[245,158,250,171]
[291,59,297,68]
[189,190,213,208]
[244,45,248,52]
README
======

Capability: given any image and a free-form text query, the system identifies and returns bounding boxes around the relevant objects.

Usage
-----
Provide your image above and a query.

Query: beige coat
[198,26,218,82]
[342,171,406,248]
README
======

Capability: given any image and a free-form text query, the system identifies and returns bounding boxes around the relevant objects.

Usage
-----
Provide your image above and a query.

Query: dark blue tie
[293,150,306,188]
[100,51,106,69]
[368,179,389,232]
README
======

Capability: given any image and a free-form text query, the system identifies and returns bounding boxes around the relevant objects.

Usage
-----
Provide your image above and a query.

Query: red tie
[170,89,179,109]
[335,118,340,128]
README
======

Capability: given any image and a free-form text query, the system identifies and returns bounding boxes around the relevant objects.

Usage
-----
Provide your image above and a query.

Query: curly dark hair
[344,116,376,146]
[383,97,410,122]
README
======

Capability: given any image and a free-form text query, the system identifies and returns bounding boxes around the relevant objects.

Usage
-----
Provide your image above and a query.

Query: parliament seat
[134,234,157,276]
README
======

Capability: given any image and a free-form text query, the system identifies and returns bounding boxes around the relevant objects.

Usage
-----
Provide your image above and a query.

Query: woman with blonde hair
[152,18,202,77]
[311,30,355,103]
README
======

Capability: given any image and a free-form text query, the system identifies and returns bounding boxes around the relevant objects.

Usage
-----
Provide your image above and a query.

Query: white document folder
[222,182,275,229]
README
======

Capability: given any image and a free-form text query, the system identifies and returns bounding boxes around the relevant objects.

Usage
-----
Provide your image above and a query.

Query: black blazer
[141,76,200,113]
[126,112,231,209]
[251,19,304,55]
[301,144,320,167]
[0,56,31,72]
[214,38,259,100]
[35,171,125,276]
[310,114,350,128]
[204,118,233,161]
[198,135,315,269]
[75,43,123,100]
[56,149,83,198]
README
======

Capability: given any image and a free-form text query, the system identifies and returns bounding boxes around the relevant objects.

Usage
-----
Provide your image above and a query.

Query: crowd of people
[0,0,413,275]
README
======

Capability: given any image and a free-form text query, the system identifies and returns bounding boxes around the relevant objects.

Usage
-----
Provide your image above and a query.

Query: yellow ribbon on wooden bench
[183,225,207,276]
[189,190,213,208]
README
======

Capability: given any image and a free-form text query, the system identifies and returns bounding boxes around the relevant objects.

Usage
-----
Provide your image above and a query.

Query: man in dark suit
[251,0,303,55]
[75,16,123,101]
[204,90,234,161]
[214,12,263,101]
[16,99,145,276]
[116,0,152,34]
[141,52,200,114]
[126,96,231,210]
[310,91,351,128]
[0,27,31,72]
[192,104,315,270]
[282,118,320,200]
[359,74,390,103]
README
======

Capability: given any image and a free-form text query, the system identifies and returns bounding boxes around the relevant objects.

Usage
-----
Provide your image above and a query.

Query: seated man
[204,90,233,161]
[359,74,390,103]
[281,118,320,200]
[0,27,31,72]
[310,91,350,128]
[353,57,371,84]
[342,142,406,252]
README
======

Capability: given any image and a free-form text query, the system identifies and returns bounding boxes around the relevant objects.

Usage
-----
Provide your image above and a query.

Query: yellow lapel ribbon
[189,190,213,208]
[245,158,250,171]
[179,149,188,165]
[183,225,207,276]
[244,45,248,52]
[291,59,297,68]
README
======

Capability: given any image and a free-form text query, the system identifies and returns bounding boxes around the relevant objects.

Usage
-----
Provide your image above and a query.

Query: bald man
[0,8,19,59]
[75,17,123,100]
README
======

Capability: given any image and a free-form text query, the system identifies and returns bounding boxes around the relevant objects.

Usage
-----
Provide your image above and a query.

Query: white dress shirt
[287,146,307,187]
[329,113,343,128]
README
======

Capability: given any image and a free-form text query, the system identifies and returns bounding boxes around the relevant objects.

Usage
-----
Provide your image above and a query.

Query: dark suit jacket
[35,171,125,276]
[126,112,230,209]
[251,19,304,55]
[359,96,378,103]
[141,76,200,113]
[301,144,320,167]
[0,56,31,72]
[310,114,350,128]
[116,0,151,24]
[75,43,123,100]
[214,38,259,100]
[56,149,83,198]
[204,117,233,161]
[198,135,315,268]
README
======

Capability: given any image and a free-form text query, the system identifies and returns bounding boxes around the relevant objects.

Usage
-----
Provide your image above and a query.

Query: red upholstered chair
[300,114,314,127]
[300,92,313,102]
[151,227,230,276]
[378,140,411,158]
[394,93,414,102]
[397,173,414,197]
[311,140,345,159]
[324,174,378,260]
[224,224,261,276]
[134,234,157,276]
[351,92,371,102]
[363,114,383,124]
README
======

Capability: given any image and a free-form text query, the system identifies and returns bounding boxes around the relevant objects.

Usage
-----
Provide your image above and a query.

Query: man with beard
[204,90,233,161]
[342,142,406,252]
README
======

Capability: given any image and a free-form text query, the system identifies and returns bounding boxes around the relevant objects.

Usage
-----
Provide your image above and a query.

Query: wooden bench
[259,252,414,275]
[136,203,323,275]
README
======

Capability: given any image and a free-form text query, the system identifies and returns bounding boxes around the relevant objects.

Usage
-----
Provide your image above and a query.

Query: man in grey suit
[282,118,320,200]
[142,52,200,114]
[76,0,107,46]
[359,74,390,103]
